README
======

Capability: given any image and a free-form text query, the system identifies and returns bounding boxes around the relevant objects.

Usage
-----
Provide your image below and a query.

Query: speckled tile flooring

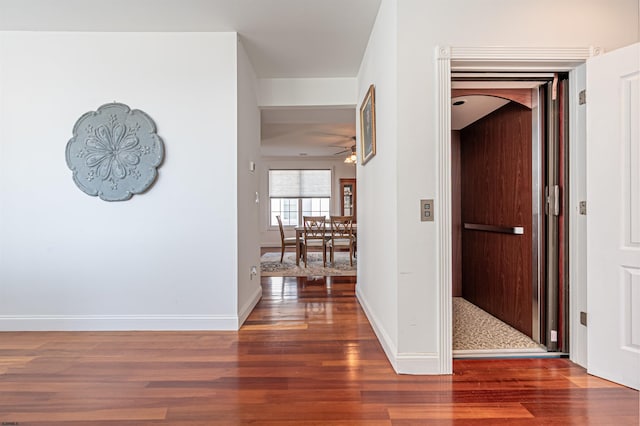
[453,297,542,351]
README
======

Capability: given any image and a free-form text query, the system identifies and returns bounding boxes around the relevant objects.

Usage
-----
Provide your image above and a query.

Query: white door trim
[435,45,599,373]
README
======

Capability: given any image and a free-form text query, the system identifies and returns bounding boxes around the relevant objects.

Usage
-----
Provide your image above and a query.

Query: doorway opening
[258,107,358,279]
[450,73,570,358]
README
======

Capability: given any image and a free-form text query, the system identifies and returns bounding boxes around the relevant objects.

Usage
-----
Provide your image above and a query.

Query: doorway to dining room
[258,106,358,279]
[450,73,569,357]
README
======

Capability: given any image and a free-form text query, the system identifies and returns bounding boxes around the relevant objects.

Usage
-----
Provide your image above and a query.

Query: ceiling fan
[311,132,357,162]
[331,135,357,155]
[342,145,357,164]
[329,136,357,164]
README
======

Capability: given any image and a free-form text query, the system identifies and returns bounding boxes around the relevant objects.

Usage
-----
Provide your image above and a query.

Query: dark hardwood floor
[0,276,638,424]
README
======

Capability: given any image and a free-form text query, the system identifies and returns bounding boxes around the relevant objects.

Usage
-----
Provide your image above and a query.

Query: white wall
[236,39,262,324]
[357,0,639,373]
[0,31,243,330]
[259,157,356,247]
[258,78,357,108]
[355,0,400,369]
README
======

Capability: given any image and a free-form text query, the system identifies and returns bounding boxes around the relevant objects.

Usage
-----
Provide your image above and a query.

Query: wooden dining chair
[327,216,355,266]
[276,215,298,263]
[302,216,327,267]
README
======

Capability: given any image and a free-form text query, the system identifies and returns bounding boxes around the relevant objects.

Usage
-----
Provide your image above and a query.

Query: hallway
[0,276,637,424]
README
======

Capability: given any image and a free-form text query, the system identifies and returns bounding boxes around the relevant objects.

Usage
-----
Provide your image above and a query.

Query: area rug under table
[260,252,356,277]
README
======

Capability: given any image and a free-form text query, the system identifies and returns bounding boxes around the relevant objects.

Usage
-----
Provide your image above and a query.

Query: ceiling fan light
[344,152,357,164]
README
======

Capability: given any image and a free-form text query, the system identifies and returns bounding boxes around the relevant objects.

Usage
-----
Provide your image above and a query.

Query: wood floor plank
[387,402,534,420]
[564,374,625,388]
[166,401,391,422]
[0,276,637,424]
[0,407,167,422]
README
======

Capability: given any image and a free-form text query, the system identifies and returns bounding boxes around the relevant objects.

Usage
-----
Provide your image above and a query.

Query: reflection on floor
[453,297,544,356]
[248,275,360,328]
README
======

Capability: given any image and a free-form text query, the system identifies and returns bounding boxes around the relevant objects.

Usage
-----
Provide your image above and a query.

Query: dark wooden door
[460,101,533,337]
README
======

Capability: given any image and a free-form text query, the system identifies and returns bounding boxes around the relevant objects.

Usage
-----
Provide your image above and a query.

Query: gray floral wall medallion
[66,103,164,201]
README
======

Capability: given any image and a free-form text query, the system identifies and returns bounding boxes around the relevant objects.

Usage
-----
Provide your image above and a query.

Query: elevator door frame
[435,45,596,374]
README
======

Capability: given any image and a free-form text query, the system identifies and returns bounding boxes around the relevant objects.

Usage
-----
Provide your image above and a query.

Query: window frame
[268,169,332,228]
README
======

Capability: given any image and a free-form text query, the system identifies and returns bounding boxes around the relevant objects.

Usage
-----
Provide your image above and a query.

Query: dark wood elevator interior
[451,79,569,352]
[453,98,533,337]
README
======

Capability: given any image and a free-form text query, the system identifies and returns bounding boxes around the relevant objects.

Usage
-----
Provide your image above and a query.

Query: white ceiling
[261,108,356,158]
[0,0,382,78]
[451,96,510,131]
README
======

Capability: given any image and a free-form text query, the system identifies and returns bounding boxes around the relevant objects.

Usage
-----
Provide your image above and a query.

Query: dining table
[294,223,357,265]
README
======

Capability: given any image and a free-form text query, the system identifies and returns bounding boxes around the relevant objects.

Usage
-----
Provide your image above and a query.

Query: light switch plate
[420,199,434,222]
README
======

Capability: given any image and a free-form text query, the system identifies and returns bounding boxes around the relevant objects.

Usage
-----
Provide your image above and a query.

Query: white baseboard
[238,285,262,327]
[355,285,398,371]
[0,314,240,331]
[356,285,441,375]
[0,285,263,332]
[396,352,441,374]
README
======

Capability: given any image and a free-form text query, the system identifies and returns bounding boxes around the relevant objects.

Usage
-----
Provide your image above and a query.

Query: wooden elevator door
[461,101,533,338]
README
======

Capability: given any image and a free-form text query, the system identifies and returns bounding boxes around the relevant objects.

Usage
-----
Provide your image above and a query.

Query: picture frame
[359,84,376,165]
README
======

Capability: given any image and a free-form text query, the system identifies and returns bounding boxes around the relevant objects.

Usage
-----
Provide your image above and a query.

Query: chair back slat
[303,216,327,241]
[327,215,355,266]
[330,216,353,240]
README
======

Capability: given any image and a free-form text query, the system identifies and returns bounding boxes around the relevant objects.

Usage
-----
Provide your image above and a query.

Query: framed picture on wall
[359,84,376,165]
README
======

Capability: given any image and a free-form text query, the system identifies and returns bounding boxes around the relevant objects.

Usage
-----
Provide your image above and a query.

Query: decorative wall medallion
[66,103,164,201]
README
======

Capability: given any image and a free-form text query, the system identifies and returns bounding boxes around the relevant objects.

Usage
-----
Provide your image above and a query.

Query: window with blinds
[269,169,331,226]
